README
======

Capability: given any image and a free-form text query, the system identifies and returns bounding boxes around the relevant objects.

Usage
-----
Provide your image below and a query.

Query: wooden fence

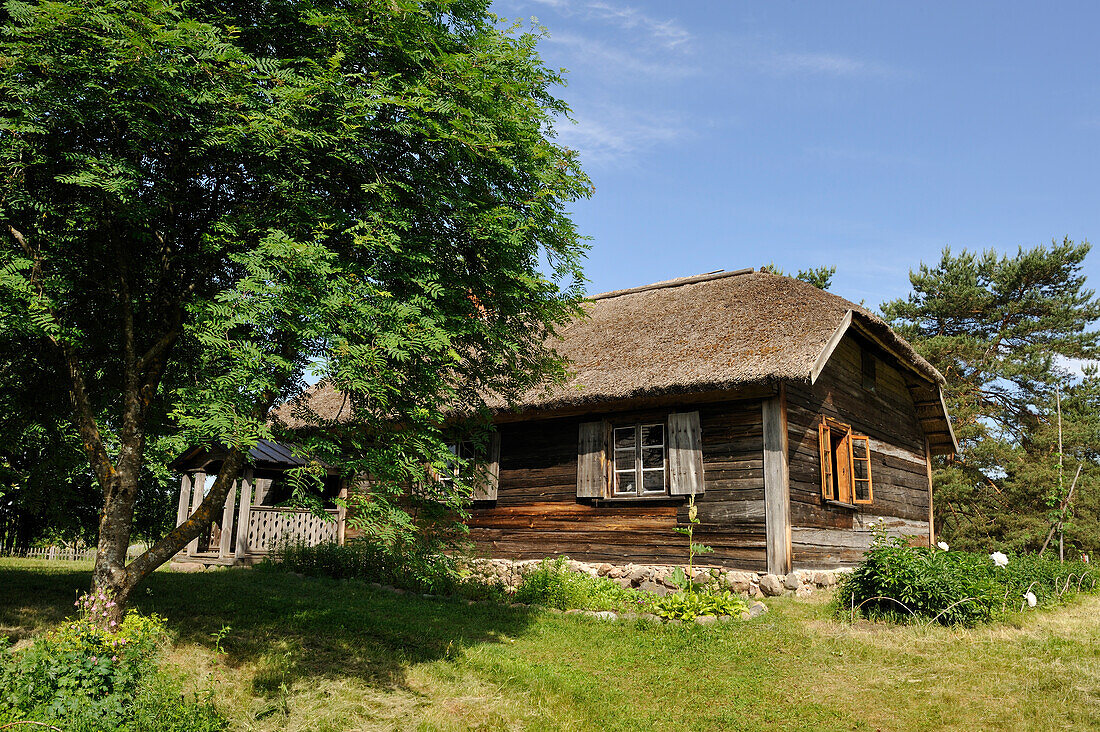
[4,546,144,561]
[246,507,340,555]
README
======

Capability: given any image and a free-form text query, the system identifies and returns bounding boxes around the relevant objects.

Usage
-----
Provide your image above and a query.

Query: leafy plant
[0,598,225,730]
[674,493,713,584]
[837,526,1099,625]
[652,590,749,621]
[513,557,654,612]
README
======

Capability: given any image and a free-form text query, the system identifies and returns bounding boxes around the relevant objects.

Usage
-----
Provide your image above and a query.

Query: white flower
[937,542,949,551]
[867,522,876,529]
[1025,591,1037,608]
[990,551,1009,568]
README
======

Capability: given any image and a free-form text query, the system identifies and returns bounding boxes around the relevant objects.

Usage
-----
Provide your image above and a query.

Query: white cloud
[545,32,695,78]
[553,107,686,165]
[528,0,691,50]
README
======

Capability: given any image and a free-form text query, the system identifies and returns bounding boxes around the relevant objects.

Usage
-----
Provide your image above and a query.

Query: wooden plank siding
[787,333,933,568]
[469,398,769,571]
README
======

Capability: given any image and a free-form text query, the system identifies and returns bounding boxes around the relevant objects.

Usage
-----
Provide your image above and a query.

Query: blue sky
[493,0,1100,310]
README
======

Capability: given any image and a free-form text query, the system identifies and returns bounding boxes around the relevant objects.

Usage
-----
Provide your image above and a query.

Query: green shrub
[0,593,225,731]
[513,557,654,612]
[652,590,749,621]
[837,529,1099,625]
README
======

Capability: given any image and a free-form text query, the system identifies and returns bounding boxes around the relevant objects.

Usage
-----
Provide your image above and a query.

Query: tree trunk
[91,449,246,626]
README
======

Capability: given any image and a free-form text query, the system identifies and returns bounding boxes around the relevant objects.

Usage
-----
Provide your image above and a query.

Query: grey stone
[588,610,617,620]
[718,615,732,623]
[638,613,662,623]
[169,562,205,573]
[749,601,768,618]
[564,609,585,615]
[813,571,836,587]
[740,610,751,621]
[597,563,613,577]
[638,580,670,596]
[694,615,718,625]
[783,573,802,591]
[626,566,649,584]
[748,584,764,599]
[759,574,784,596]
[795,586,813,598]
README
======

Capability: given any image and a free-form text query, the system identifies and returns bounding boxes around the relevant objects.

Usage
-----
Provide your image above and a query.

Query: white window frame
[612,422,668,497]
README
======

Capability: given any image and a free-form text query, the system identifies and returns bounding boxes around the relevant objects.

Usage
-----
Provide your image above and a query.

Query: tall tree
[0,0,589,619]
[882,240,1100,552]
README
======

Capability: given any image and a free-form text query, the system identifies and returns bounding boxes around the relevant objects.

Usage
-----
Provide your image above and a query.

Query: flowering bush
[0,593,225,730]
[836,527,1099,625]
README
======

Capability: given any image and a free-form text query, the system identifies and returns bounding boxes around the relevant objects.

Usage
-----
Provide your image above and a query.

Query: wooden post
[219,481,237,559]
[234,468,254,559]
[175,473,193,528]
[186,470,206,556]
[762,387,792,575]
[924,437,935,547]
[337,482,348,546]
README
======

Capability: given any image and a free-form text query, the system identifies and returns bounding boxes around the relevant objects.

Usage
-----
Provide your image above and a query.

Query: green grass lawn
[3,558,1099,731]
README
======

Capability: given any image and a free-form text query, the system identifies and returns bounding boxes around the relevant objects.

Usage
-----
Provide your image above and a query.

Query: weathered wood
[218,482,236,559]
[186,471,206,556]
[924,436,934,546]
[473,432,501,501]
[762,391,792,574]
[175,474,192,528]
[234,468,254,558]
[811,310,853,384]
[668,410,705,495]
[246,506,339,554]
[576,421,608,498]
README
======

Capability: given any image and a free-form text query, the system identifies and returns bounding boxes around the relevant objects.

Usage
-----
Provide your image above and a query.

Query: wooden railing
[245,507,340,555]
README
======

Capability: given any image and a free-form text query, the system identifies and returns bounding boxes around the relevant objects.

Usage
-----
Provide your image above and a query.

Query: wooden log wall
[469,398,768,571]
[786,333,933,568]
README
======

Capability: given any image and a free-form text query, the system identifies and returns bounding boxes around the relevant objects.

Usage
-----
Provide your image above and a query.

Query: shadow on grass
[0,561,534,696]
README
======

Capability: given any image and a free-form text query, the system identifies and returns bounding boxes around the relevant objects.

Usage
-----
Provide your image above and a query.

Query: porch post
[337,482,348,546]
[234,468,254,559]
[186,470,206,556]
[175,473,192,528]
[219,480,237,559]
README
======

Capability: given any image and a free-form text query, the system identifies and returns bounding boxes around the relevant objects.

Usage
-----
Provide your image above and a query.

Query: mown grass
[2,558,1099,730]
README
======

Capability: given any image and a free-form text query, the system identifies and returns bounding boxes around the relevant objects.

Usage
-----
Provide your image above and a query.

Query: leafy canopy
[0,0,590,589]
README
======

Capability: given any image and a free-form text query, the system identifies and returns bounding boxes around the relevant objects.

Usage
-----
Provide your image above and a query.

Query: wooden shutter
[819,420,833,501]
[472,432,501,501]
[668,411,705,495]
[577,421,610,498]
[850,435,873,504]
[835,433,853,504]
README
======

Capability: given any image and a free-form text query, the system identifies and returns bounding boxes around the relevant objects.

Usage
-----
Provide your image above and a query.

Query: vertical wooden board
[337,482,348,546]
[668,411,705,495]
[474,432,501,501]
[186,471,206,556]
[924,437,935,546]
[218,482,236,558]
[577,421,608,498]
[836,435,852,504]
[235,468,254,558]
[176,474,192,528]
[762,393,792,574]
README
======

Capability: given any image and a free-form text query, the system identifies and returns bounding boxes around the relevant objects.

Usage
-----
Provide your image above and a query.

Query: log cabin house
[173,268,956,573]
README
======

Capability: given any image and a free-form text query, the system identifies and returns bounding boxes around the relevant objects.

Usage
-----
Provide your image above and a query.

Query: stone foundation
[462,558,850,598]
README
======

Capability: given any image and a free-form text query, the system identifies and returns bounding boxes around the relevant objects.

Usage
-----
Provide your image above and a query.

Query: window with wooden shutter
[472,432,501,502]
[612,423,667,496]
[819,417,873,505]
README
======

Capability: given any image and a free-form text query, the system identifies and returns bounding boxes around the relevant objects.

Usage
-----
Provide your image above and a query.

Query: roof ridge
[589,267,755,301]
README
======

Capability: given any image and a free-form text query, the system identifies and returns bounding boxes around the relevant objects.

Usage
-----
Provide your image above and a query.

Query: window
[819,417,873,505]
[612,423,667,496]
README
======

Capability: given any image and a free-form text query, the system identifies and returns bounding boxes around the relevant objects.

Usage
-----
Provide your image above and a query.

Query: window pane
[641,424,664,447]
[615,471,636,494]
[614,448,635,471]
[854,479,871,502]
[853,458,869,481]
[641,446,665,469]
[642,470,665,493]
[851,438,869,461]
[614,427,636,450]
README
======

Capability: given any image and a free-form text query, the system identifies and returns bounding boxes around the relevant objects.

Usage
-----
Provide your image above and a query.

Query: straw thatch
[278,269,946,424]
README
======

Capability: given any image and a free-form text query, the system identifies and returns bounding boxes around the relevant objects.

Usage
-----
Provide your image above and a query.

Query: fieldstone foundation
[462,558,850,599]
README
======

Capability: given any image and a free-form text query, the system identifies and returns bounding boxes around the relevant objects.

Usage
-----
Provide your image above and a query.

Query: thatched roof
[277,269,957,453]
